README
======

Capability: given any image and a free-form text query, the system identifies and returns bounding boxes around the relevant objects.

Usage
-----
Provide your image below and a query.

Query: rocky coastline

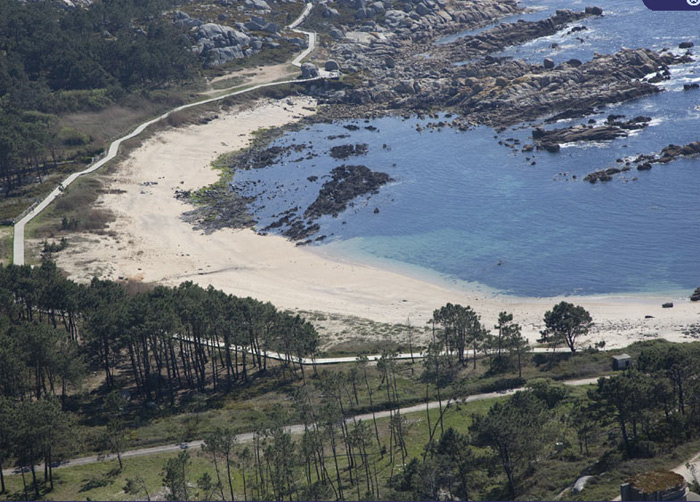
[182,0,697,253]
[533,116,652,153]
[584,140,700,183]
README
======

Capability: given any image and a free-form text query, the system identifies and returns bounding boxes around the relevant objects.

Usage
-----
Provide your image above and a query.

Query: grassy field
[0,396,503,502]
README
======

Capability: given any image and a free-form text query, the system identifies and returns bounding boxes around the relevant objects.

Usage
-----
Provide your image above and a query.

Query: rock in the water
[543,58,555,69]
[585,6,603,15]
[539,142,561,153]
[679,41,695,49]
[691,287,700,302]
[304,165,394,220]
[301,63,319,78]
[325,60,340,71]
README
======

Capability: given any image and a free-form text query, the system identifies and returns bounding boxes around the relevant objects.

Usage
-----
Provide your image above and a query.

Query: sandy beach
[49,97,700,349]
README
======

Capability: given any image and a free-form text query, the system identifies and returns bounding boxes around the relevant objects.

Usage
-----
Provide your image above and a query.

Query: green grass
[0,394,504,502]
[3,378,698,501]
[1,449,215,501]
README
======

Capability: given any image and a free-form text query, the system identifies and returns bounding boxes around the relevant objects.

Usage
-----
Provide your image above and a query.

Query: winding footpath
[1,377,600,478]
[12,2,325,266]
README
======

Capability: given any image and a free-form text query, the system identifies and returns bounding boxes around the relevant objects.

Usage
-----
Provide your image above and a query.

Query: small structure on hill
[612,354,632,371]
[621,470,689,501]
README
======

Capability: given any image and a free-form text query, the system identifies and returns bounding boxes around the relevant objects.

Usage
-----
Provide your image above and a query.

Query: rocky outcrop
[438,9,600,63]
[454,49,688,127]
[329,143,368,159]
[258,164,394,241]
[583,166,630,183]
[301,63,319,78]
[244,0,271,11]
[192,23,253,66]
[317,3,690,129]
[655,141,700,163]
[304,165,393,220]
[325,60,340,71]
[173,11,203,28]
[583,140,700,183]
[533,116,651,150]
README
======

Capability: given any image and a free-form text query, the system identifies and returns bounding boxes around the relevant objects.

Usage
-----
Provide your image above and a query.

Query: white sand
[52,97,700,349]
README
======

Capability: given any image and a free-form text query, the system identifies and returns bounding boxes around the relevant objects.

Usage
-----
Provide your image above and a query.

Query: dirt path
[13,3,322,266]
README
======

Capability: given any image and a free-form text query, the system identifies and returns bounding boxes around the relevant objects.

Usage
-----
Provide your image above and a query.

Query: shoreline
[48,98,699,350]
[313,237,696,304]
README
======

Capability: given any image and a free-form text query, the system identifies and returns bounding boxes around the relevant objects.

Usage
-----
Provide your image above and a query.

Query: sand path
[49,96,700,349]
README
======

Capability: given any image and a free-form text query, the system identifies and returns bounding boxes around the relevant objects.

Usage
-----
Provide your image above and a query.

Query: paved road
[12,3,324,266]
[1,377,601,477]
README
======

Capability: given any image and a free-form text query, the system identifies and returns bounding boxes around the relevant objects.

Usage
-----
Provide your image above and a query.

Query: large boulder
[322,5,340,18]
[355,7,373,19]
[371,2,386,14]
[301,63,319,78]
[207,47,246,65]
[245,19,265,31]
[393,79,417,95]
[263,22,280,34]
[244,0,270,10]
[194,23,250,49]
[325,60,340,71]
[329,27,345,40]
[193,24,252,66]
[543,58,555,69]
[415,3,430,16]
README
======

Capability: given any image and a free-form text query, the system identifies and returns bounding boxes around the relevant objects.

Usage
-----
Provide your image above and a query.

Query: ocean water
[234,0,700,298]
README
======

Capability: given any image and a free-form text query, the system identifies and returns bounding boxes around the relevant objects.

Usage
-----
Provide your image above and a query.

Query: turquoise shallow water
[234,0,700,298]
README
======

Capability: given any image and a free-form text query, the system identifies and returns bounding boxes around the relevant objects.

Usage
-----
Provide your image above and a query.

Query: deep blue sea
[235,0,700,298]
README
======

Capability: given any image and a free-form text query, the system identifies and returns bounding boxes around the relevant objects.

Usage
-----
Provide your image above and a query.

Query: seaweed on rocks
[329,143,369,159]
[257,165,394,241]
[304,165,393,220]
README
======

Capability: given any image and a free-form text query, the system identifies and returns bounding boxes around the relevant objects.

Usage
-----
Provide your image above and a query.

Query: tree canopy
[540,301,592,352]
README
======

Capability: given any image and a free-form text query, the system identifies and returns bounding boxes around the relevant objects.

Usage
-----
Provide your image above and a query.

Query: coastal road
[12,3,326,266]
[0,377,600,478]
